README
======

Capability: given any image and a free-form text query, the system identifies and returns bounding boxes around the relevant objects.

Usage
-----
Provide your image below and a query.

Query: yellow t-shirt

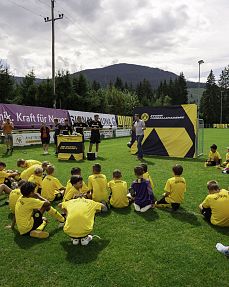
[15,196,44,235]
[28,174,43,193]
[164,176,186,203]
[0,169,10,184]
[9,188,21,213]
[64,186,82,201]
[20,164,41,181]
[25,160,42,168]
[202,189,229,227]
[64,180,89,201]
[62,198,102,238]
[88,174,108,202]
[108,179,129,208]
[41,174,63,201]
[143,172,155,189]
[208,151,221,161]
[226,152,229,161]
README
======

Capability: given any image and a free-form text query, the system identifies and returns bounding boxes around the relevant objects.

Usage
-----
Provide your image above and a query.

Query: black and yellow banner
[57,135,83,161]
[132,104,197,158]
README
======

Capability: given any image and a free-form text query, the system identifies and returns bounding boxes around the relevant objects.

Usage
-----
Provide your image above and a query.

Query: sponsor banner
[0,103,68,129]
[115,129,131,137]
[13,131,55,146]
[133,105,197,158]
[213,124,229,128]
[68,110,117,128]
[117,115,133,128]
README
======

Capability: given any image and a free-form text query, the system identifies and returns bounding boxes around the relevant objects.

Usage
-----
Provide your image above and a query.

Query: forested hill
[72,63,204,89]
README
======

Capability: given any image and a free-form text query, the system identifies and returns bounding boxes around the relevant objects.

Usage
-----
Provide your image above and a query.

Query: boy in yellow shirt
[88,163,108,203]
[0,161,19,187]
[28,167,43,194]
[64,175,86,201]
[17,159,42,169]
[20,164,41,181]
[7,180,26,229]
[156,164,186,211]
[41,165,65,201]
[140,163,155,189]
[15,182,65,238]
[199,180,229,227]
[60,195,107,245]
[205,144,222,166]
[64,167,89,201]
[108,169,129,208]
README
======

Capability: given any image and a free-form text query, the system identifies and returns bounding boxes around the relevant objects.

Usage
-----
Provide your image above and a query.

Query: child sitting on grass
[41,165,65,201]
[140,163,155,189]
[108,169,129,208]
[17,159,42,169]
[28,167,43,194]
[64,175,85,201]
[129,166,155,212]
[88,163,108,203]
[0,161,19,187]
[205,144,222,166]
[64,167,89,201]
[59,194,107,246]
[199,180,229,227]
[221,147,229,167]
[15,182,65,239]
[156,164,186,211]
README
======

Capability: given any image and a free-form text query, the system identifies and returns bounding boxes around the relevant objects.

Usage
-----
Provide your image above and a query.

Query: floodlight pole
[44,0,64,108]
[220,90,223,124]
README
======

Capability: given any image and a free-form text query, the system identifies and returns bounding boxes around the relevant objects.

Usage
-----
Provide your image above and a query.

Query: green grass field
[0,129,229,287]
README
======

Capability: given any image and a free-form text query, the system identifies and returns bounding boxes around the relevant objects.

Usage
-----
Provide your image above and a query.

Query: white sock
[216,243,229,255]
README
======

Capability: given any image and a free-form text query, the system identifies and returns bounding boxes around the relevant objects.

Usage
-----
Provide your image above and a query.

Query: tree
[0,63,15,103]
[200,70,220,124]
[19,71,38,106]
[218,65,229,123]
[114,77,124,90]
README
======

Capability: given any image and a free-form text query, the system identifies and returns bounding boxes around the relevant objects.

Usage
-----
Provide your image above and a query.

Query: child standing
[199,180,229,227]
[15,182,65,238]
[88,163,108,203]
[205,144,222,166]
[41,165,65,201]
[156,164,186,211]
[108,169,129,208]
[130,166,155,212]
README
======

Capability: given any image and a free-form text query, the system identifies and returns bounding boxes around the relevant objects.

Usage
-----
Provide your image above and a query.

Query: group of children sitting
[205,144,229,173]
[0,143,229,246]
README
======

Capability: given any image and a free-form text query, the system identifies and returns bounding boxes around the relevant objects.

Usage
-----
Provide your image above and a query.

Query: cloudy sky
[0,0,228,82]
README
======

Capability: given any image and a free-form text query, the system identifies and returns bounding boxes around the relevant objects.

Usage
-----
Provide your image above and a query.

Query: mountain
[72,63,205,89]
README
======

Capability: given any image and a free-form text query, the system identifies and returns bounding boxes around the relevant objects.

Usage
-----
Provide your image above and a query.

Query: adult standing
[73,116,88,159]
[53,118,62,155]
[88,114,103,157]
[40,122,50,155]
[134,114,146,161]
[1,117,14,155]
[62,118,73,135]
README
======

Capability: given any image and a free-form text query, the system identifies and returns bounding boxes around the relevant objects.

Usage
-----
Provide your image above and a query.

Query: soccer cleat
[30,230,49,239]
[71,238,80,245]
[81,235,93,246]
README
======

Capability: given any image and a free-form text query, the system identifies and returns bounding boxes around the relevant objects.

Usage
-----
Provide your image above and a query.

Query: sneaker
[58,221,65,228]
[30,230,49,239]
[72,238,80,245]
[216,243,229,256]
[81,235,93,246]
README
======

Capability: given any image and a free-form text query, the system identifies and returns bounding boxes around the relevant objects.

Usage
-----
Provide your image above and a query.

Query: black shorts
[53,193,64,201]
[157,197,180,210]
[206,160,217,166]
[41,137,50,144]
[90,135,101,144]
[24,210,43,235]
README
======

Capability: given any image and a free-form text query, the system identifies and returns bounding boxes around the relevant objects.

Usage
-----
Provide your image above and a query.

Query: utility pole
[44,0,64,108]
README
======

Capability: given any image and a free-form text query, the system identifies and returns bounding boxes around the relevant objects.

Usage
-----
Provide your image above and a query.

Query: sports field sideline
[0,128,229,287]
